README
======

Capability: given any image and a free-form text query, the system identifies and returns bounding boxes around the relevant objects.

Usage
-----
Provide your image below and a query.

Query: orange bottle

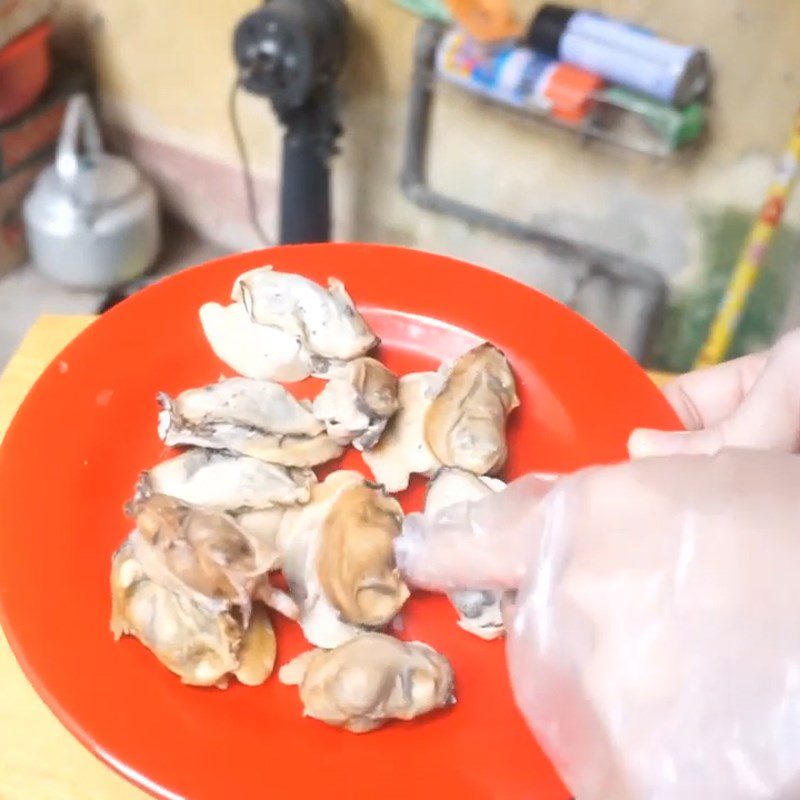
[445,0,522,44]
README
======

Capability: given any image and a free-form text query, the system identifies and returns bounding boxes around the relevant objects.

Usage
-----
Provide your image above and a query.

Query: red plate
[0,244,677,800]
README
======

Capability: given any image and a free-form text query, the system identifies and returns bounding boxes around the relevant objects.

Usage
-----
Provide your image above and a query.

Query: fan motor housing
[233,0,349,110]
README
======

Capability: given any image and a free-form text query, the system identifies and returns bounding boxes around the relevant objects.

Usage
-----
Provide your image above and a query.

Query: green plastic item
[604,86,705,150]
[393,0,452,23]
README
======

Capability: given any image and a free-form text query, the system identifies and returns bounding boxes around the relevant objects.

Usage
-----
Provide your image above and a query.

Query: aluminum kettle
[23,93,160,289]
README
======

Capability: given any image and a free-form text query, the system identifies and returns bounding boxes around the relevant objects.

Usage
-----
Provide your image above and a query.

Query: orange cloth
[445,0,522,43]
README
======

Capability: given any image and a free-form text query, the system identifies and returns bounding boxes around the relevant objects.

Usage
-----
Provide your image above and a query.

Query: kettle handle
[56,93,105,187]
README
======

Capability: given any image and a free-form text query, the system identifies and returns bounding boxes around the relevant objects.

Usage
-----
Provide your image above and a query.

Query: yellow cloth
[0,315,146,800]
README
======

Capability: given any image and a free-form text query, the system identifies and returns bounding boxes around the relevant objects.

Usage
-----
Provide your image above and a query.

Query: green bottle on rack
[602,85,705,150]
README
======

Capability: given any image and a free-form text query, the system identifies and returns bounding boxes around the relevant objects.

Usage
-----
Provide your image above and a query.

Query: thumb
[630,332,800,457]
[394,473,555,592]
[628,426,727,458]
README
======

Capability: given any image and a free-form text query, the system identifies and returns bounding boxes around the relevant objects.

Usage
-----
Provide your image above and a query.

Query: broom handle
[694,109,800,368]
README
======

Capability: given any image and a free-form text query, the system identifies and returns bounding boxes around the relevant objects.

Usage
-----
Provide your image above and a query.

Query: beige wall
[52,0,800,296]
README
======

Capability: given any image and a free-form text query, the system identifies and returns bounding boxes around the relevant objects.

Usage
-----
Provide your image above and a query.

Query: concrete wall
[51,0,800,307]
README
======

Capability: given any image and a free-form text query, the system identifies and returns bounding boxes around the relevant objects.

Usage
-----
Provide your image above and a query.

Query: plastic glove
[630,329,800,457]
[397,450,800,800]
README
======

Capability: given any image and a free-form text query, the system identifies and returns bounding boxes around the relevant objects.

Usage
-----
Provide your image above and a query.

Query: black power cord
[228,75,273,247]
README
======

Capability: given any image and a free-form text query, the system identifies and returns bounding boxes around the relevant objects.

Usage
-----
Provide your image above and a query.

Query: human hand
[630,329,800,457]
[396,450,800,799]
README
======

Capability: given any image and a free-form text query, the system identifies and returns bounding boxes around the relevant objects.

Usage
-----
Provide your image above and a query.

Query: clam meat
[126,493,291,613]
[200,267,378,381]
[425,467,513,640]
[158,377,343,467]
[137,449,315,514]
[111,537,277,687]
[279,633,454,732]
[361,372,441,492]
[277,471,409,648]
[425,343,518,475]
[312,357,399,450]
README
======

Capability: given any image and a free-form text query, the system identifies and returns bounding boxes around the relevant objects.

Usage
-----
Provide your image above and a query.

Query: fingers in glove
[631,331,800,457]
[394,473,557,592]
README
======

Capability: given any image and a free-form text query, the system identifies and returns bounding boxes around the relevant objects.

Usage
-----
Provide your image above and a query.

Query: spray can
[526,4,709,106]
[436,29,555,108]
[471,47,556,106]
[436,28,603,125]
[435,28,484,91]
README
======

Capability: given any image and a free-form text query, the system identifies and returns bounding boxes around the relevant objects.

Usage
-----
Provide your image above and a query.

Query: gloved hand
[396,450,800,800]
[630,330,800,457]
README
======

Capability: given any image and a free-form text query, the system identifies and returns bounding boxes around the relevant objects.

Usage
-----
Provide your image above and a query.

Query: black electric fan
[233,0,350,244]
[98,0,349,312]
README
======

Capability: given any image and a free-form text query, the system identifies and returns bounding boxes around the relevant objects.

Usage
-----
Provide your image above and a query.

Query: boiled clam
[137,449,315,514]
[200,267,378,381]
[279,633,454,732]
[425,467,513,640]
[277,471,409,648]
[158,377,343,467]
[425,343,518,475]
[312,357,399,450]
[199,301,308,382]
[126,493,286,612]
[111,538,277,687]
[362,372,441,492]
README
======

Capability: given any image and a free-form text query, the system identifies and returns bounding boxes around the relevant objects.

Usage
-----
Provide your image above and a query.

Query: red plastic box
[0,21,52,125]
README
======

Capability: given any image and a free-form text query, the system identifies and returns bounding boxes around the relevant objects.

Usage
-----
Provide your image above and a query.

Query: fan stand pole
[277,86,341,244]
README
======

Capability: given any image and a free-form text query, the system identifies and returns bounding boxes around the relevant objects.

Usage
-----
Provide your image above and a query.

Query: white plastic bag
[398,451,800,799]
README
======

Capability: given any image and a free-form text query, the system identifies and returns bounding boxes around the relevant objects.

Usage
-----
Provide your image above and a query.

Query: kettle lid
[65,154,141,208]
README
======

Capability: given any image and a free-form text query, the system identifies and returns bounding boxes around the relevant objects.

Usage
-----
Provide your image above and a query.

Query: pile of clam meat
[110,266,518,733]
